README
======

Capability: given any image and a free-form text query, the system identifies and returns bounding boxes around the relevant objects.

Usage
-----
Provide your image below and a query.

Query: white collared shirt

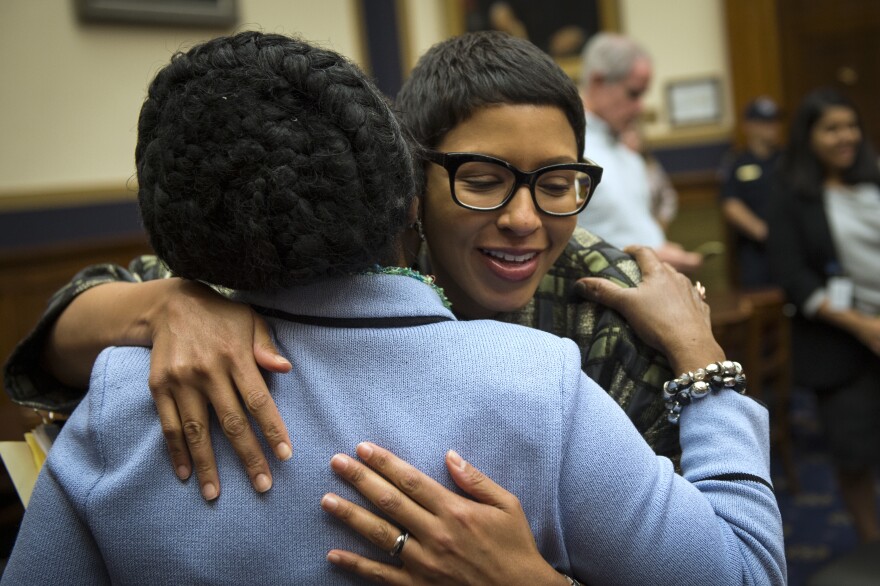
[577,111,666,248]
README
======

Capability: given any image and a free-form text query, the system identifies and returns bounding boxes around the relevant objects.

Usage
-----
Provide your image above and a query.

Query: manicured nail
[176,465,191,480]
[321,494,339,511]
[202,482,218,501]
[330,454,350,471]
[255,473,272,493]
[327,552,341,564]
[277,442,293,461]
[448,449,466,471]
[356,442,374,459]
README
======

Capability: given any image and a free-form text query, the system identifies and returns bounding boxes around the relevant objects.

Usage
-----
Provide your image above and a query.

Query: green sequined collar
[364,266,452,309]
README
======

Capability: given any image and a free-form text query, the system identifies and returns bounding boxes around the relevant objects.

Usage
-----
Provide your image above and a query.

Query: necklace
[365,266,452,309]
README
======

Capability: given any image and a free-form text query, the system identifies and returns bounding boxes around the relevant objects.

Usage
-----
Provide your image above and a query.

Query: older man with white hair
[578,33,702,273]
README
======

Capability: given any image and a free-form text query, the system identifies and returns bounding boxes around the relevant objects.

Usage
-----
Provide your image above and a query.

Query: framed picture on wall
[666,77,723,127]
[75,0,238,28]
[444,0,620,79]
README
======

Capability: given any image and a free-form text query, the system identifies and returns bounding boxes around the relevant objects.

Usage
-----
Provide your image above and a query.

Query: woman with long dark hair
[769,87,880,541]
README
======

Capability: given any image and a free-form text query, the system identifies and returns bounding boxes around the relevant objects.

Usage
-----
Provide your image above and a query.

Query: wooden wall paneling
[724,0,785,147]
[777,0,880,146]
[0,236,152,438]
[727,0,880,146]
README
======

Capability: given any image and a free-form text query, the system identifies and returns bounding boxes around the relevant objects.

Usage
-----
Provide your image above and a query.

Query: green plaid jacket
[3,228,680,460]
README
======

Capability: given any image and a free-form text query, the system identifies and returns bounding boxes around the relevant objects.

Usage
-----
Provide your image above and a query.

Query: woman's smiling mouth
[479,248,542,281]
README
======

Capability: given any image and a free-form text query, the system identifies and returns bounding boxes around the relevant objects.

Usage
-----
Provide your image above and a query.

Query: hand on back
[148,279,292,500]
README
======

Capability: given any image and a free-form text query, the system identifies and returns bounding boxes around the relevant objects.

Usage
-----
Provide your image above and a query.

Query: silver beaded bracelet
[662,360,747,425]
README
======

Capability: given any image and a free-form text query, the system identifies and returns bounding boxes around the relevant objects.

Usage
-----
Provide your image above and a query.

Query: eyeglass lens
[453,161,591,214]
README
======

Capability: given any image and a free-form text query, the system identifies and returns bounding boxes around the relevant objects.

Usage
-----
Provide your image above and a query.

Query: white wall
[0,0,360,197]
[401,0,732,142]
[0,0,731,199]
[403,0,447,72]
[622,0,732,140]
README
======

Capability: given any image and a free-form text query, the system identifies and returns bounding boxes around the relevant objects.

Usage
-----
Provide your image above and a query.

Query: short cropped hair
[780,87,880,201]
[136,31,415,291]
[579,32,650,90]
[396,31,586,191]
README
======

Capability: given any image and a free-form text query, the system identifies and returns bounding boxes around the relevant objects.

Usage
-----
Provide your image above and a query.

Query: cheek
[548,217,577,251]
[811,135,834,164]
[423,188,477,253]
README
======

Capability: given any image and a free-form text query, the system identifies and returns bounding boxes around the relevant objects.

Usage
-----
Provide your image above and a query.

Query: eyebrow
[469,152,579,168]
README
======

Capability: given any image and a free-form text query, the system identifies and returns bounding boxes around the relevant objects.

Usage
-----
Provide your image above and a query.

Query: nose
[497,185,541,236]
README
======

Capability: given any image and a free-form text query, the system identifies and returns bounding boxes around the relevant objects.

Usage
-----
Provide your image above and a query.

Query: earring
[410,218,426,242]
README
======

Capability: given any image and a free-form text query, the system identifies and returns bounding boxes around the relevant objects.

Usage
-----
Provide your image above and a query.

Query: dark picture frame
[444,0,619,79]
[75,0,239,28]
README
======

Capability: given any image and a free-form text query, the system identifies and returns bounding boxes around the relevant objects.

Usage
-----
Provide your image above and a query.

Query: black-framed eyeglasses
[423,151,603,217]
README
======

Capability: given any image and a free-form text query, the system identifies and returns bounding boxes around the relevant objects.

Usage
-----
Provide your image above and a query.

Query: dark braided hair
[136,31,415,290]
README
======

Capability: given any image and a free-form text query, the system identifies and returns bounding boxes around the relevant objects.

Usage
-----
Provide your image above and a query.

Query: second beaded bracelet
[662,361,747,425]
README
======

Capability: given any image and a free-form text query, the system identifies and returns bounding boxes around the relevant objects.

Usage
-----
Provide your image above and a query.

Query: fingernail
[176,465,191,480]
[448,449,467,471]
[277,442,293,461]
[330,454,350,471]
[321,494,339,511]
[255,473,272,493]
[356,442,374,459]
[275,354,291,366]
[327,552,341,564]
[202,482,218,501]
[573,281,589,297]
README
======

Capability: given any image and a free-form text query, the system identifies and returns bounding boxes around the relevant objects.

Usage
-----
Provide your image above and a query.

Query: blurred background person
[577,32,702,273]
[720,97,783,289]
[619,120,678,232]
[768,87,880,543]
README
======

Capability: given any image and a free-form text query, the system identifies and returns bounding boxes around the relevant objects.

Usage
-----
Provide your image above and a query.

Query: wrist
[516,560,572,586]
[666,339,726,375]
[663,360,747,425]
[134,279,191,347]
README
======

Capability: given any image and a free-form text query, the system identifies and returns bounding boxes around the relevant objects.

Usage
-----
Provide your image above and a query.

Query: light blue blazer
[3,274,785,585]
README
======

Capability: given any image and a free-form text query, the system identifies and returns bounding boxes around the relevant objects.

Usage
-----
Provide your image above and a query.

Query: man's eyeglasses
[423,151,603,217]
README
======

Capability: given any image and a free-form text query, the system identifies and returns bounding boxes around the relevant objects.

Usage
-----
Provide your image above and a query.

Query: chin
[485,288,537,315]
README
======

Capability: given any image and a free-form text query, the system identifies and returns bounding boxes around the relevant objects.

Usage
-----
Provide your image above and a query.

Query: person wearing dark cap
[719,96,783,288]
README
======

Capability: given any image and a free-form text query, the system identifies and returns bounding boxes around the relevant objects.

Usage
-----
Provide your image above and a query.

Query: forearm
[41,280,175,388]
[722,198,767,241]
[665,340,726,378]
[563,378,783,585]
[816,302,866,333]
[815,301,880,353]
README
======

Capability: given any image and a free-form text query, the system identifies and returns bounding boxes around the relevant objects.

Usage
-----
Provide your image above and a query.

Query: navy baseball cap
[744,97,781,121]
